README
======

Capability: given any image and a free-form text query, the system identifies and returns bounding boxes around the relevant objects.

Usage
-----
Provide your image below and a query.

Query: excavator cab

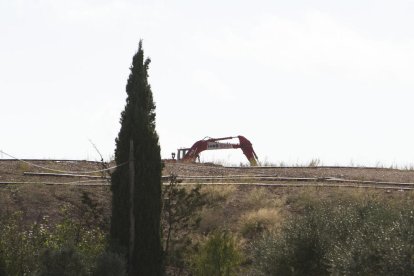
[177,148,190,161]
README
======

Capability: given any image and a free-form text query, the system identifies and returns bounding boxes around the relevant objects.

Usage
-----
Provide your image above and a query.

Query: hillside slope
[1,159,413,226]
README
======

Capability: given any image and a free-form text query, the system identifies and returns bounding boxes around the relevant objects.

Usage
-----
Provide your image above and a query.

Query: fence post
[128,139,135,275]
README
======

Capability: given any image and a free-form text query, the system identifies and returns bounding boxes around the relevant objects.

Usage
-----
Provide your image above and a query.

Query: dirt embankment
[164,161,414,183]
[3,159,414,183]
[1,159,414,225]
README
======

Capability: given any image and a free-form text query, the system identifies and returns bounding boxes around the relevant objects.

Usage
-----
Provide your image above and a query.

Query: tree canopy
[110,41,162,275]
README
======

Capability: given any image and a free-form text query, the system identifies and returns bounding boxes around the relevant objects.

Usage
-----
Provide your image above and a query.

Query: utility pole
[128,139,135,275]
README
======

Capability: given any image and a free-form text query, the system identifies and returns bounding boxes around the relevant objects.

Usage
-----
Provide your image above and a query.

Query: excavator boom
[177,135,259,166]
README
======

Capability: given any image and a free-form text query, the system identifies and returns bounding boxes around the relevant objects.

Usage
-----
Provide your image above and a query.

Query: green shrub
[251,216,329,275]
[191,231,242,276]
[251,199,414,275]
[0,212,51,275]
[0,256,6,276]
[162,175,206,270]
[48,212,106,271]
[0,193,107,275]
[36,246,87,276]
[328,206,414,275]
[92,251,127,276]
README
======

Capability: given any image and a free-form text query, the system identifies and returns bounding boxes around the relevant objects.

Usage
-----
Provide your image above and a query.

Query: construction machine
[175,136,259,166]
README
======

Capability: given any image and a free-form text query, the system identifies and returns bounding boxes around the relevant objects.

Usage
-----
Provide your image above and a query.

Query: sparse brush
[198,207,228,234]
[199,185,237,233]
[308,158,321,167]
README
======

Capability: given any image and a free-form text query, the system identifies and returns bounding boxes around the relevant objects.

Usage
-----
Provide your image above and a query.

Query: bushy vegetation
[250,197,414,275]
[191,231,242,276]
[92,251,127,276]
[239,208,281,238]
[0,192,108,275]
[0,179,207,275]
[2,181,414,275]
[37,246,87,276]
[162,175,206,272]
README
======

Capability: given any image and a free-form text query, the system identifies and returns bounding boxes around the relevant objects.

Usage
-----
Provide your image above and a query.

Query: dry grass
[0,184,111,224]
[244,187,286,209]
[198,207,226,234]
[201,184,237,204]
[239,208,282,238]
[16,162,30,172]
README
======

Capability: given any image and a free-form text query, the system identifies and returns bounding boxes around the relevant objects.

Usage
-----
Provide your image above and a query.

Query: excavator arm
[237,136,259,166]
[178,135,259,166]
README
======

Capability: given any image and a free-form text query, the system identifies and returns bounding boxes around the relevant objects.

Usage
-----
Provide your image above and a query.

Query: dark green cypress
[110,41,162,275]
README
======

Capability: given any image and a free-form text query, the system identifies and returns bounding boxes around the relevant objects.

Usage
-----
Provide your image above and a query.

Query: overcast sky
[1,0,414,166]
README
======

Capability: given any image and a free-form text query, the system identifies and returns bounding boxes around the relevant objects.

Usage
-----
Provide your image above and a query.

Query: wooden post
[128,139,135,275]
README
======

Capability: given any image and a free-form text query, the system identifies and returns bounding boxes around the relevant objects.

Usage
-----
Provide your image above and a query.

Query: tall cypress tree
[110,41,162,275]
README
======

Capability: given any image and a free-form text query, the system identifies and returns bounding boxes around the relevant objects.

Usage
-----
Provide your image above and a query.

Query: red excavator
[175,136,259,166]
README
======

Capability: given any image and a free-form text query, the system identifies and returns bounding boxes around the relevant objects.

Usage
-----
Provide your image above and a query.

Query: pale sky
[1,0,414,166]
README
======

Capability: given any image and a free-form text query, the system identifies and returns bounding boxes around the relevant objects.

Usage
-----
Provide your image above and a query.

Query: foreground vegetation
[1,182,414,275]
[250,197,414,275]
[0,192,109,275]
